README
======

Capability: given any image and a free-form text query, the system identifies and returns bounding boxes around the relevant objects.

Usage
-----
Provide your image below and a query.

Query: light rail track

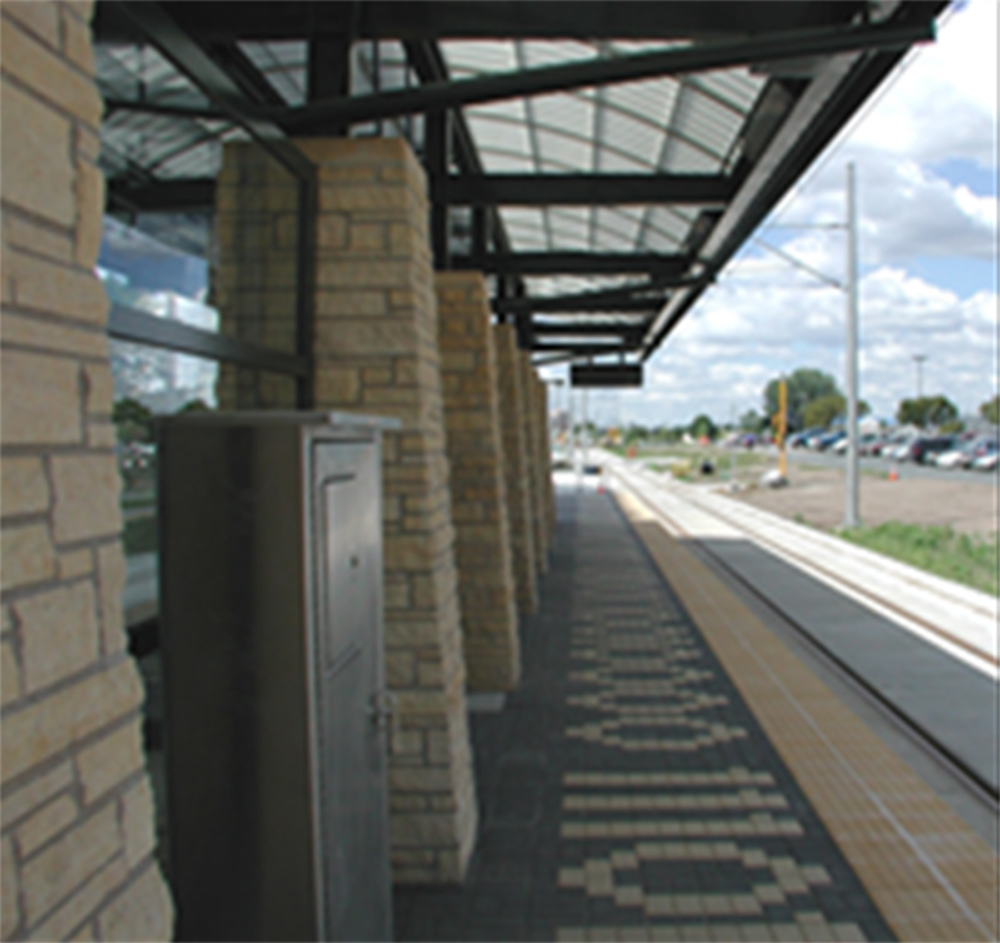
[607,462,1000,819]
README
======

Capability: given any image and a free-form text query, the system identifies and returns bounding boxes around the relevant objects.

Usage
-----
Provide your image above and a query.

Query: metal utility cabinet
[157,412,396,942]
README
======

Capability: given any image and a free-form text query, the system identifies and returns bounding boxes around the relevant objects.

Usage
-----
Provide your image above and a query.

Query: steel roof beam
[95,2,866,43]
[641,5,945,357]
[434,173,734,207]
[453,252,687,277]
[492,280,676,314]
[105,172,732,213]
[106,178,215,213]
[109,1,314,182]
[274,20,933,133]
[499,298,666,316]
[530,341,640,354]
[532,323,649,339]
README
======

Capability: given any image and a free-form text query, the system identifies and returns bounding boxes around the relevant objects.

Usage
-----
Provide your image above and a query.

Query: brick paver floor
[393,487,895,942]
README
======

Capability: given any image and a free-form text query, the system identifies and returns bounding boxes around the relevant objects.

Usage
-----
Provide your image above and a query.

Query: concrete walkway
[393,486,893,942]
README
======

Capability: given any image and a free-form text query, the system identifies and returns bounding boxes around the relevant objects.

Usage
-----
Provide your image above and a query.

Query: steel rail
[609,464,999,814]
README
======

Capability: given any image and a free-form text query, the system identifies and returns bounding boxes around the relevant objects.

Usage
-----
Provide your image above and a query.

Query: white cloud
[849,0,997,167]
[614,263,998,427]
[548,1,998,431]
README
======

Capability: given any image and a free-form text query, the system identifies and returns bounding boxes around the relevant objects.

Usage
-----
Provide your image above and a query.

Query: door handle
[369,690,397,732]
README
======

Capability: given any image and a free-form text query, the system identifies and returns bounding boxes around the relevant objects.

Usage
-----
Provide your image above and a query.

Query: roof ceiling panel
[534,127,592,173]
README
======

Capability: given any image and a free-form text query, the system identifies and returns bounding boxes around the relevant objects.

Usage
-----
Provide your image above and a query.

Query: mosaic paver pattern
[394,489,895,942]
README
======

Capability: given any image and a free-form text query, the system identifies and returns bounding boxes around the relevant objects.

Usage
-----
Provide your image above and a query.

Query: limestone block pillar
[493,324,538,614]
[520,353,549,573]
[531,373,554,553]
[0,2,173,939]
[213,145,300,408]
[435,273,519,691]
[534,375,557,539]
[296,137,477,883]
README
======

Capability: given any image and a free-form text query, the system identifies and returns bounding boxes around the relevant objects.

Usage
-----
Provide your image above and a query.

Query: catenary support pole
[844,162,860,528]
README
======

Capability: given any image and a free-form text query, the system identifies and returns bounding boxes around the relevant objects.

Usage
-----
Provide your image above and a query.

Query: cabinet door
[311,440,392,942]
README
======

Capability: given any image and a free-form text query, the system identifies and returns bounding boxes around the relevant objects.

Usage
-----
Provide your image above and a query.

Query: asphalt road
[785,447,997,484]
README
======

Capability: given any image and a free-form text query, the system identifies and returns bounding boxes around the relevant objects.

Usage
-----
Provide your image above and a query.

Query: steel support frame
[640,6,942,357]
[452,252,688,278]
[107,304,309,377]
[432,173,735,207]
[107,1,318,406]
[274,21,934,132]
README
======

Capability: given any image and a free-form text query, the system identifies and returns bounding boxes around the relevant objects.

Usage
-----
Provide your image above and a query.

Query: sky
[554,0,998,429]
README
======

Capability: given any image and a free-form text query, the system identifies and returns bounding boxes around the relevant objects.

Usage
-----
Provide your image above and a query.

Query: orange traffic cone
[888,466,899,481]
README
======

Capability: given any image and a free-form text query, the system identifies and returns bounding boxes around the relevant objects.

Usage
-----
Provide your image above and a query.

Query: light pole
[912,354,927,399]
[843,163,860,529]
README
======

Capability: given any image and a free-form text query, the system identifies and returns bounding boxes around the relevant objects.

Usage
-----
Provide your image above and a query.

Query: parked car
[813,430,846,451]
[934,435,988,469]
[788,428,823,449]
[971,445,998,471]
[860,434,889,456]
[831,432,880,455]
[875,430,915,459]
[906,435,956,465]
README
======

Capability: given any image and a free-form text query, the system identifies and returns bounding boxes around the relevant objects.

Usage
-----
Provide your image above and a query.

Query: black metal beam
[570,363,643,387]
[433,174,735,207]
[498,297,666,316]
[493,280,671,314]
[106,179,215,213]
[107,304,308,376]
[110,1,314,181]
[94,2,867,43]
[277,20,933,132]
[102,98,229,120]
[105,172,731,215]
[426,110,452,268]
[533,322,649,340]
[533,341,640,355]
[454,252,687,277]
[641,3,946,358]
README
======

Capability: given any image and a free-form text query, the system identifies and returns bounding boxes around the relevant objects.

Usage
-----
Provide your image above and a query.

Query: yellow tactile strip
[614,488,999,943]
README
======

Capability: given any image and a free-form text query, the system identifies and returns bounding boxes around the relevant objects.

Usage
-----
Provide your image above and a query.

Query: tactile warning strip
[396,489,912,941]
[615,487,999,943]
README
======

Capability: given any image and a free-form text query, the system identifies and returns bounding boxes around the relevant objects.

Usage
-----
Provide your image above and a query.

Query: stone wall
[435,273,519,692]
[296,137,478,883]
[213,143,300,409]
[492,324,537,615]
[532,375,557,543]
[0,3,173,939]
[519,353,549,574]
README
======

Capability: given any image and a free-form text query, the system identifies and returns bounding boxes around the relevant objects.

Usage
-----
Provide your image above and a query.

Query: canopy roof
[94,0,947,365]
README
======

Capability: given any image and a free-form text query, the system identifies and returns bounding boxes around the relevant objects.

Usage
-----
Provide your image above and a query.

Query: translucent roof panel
[441,38,767,304]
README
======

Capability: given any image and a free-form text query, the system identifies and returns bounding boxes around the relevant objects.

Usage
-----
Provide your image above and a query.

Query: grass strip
[836,521,998,597]
[124,515,158,556]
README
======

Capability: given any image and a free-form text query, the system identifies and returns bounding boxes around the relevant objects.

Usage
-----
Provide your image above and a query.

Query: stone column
[435,273,519,691]
[493,324,538,614]
[531,374,554,556]
[296,137,477,883]
[213,145,300,408]
[0,3,173,939]
[535,375,557,540]
[520,353,549,574]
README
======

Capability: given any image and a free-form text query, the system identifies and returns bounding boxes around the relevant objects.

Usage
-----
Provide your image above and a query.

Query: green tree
[763,368,840,431]
[688,414,718,440]
[801,394,872,430]
[979,394,999,425]
[739,409,765,432]
[112,398,154,443]
[896,395,959,429]
[623,424,649,445]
